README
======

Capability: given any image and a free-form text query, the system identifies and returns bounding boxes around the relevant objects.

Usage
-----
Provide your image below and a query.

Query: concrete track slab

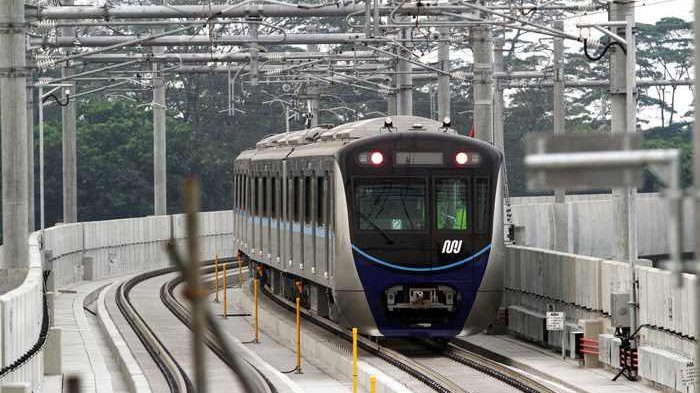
[207,288,350,393]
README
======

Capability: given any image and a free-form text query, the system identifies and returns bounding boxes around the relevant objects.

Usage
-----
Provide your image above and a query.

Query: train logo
[441,240,463,254]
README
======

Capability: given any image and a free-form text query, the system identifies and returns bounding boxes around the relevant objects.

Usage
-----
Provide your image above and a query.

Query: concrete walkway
[41,278,130,393]
[460,334,664,393]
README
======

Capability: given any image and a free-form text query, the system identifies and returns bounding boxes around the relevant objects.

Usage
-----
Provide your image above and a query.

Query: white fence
[510,193,695,258]
[0,211,235,390]
[506,245,696,392]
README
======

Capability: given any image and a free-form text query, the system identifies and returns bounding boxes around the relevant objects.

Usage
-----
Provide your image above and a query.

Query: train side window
[245,175,250,215]
[317,176,324,226]
[263,177,269,217]
[305,176,313,225]
[475,178,490,233]
[292,177,300,223]
[435,178,470,231]
[251,177,257,216]
[235,175,239,211]
[271,176,277,219]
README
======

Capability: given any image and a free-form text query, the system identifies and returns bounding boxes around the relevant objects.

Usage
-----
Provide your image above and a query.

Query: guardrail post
[369,375,376,393]
[254,278,260,343]
[223,259,228,319]
[352,327,358,393]
[238,254,244,287]
[295,296,302,373]
[214,255,220,303]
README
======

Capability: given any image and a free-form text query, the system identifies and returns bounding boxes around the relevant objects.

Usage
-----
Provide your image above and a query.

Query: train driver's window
[355,179,426,231]
[436,178,470,231]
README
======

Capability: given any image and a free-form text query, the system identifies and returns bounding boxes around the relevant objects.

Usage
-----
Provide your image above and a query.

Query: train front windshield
[355,179,426,232]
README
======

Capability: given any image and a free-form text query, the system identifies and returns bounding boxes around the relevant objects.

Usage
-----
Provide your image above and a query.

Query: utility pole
[26,53,35,231]
[609,1,639,340]
[553,20,568,252]
[471,24,494,143]
[693,1,700,390]
[436,27,450,121]
[152,0,167,216]
[396,28,413,116]
[387,73,397,116]
[492,37,505,152]
[0,0,29,271]
[61,0,77,223]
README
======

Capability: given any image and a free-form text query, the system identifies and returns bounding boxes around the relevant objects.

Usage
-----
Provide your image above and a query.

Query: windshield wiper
[358,212,395,245]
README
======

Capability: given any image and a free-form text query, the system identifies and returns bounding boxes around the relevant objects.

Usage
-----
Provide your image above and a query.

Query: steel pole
[396,28,413,116]
[437,27,450,121]
[471,24,494,143]
[61,0,77,223]
[624,8,639,344]
[0,0,29,271]
[39,86,45,234]
[26,54,35,231]
[610,1,630,262]
[492,37,505,152]
[152,5,167,216]
[553,20,568,253]
[693,1,700,388]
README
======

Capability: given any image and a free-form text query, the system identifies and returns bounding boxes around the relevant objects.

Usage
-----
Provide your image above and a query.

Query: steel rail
[161,263,277,393]
[116,267,193,393]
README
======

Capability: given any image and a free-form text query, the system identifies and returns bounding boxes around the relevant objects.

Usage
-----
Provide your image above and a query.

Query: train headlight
[369,150,384,166]
[455,152,469,165]
[455,151,481,166]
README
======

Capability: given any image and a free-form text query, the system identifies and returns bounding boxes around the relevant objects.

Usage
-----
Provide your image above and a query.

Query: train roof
[237,116,459,163]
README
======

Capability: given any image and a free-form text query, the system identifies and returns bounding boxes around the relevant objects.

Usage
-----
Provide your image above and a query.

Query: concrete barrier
[0,233,44,388]
[0,211,234,391]
[505,244,696,392]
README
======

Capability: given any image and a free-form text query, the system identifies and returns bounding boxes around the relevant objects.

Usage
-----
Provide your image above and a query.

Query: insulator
[451,71,467,81]
[37,77,53,86]
[36,57,56,70]
[577,4,600,12]
[35,19,56,32]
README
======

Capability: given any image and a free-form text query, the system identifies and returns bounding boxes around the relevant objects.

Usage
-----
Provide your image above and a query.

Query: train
[232,115,504,338]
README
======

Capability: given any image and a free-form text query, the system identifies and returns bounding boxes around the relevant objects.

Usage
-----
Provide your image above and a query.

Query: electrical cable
[583,37,626,61]
[0,271,51,379]
[42,93,71,106]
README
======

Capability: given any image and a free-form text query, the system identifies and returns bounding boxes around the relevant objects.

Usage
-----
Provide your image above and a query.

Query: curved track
[115,263,275,393]
[116,267,193,393]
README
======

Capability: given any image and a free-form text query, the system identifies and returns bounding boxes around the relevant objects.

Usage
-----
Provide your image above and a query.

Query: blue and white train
[232,116,504,337]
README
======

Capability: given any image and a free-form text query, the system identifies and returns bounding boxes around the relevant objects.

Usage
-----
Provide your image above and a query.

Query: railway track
[115,262,275,393]
[116,267,193,393]
[261,284,558,393]
[118,260,557,393]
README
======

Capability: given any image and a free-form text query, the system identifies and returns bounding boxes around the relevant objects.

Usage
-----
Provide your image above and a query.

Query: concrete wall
[505,245,696,392]
[0,211,234,389]
[510,193,694,259]
[0,233,44,387]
